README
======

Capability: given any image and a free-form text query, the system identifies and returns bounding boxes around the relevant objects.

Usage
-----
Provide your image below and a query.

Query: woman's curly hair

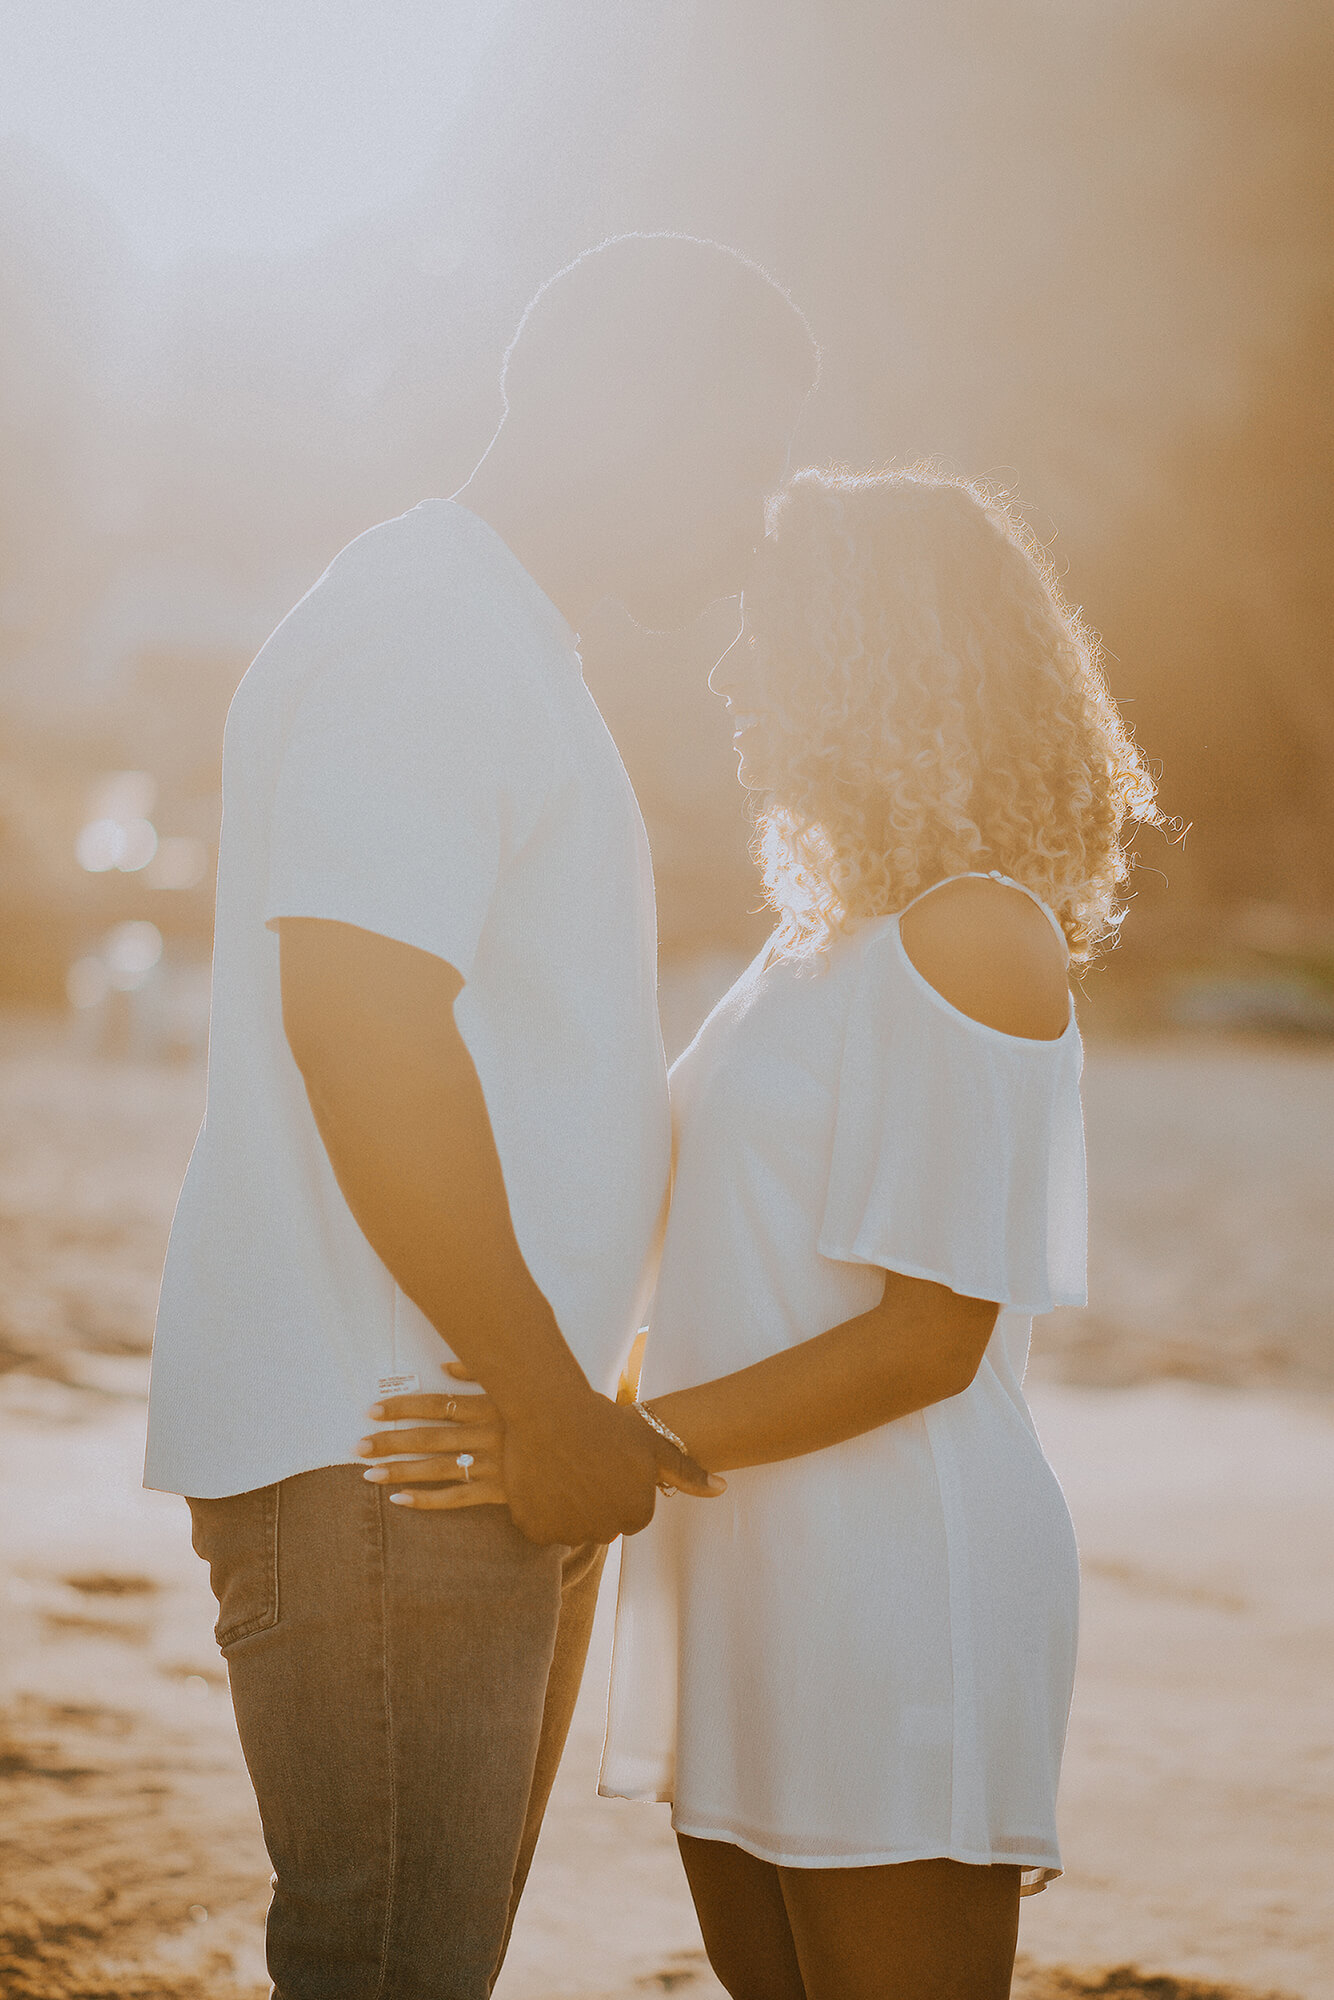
[745,465,1161,965]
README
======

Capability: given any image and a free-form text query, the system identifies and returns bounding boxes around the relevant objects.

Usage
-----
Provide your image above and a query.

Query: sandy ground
[0,1008,1331,1999]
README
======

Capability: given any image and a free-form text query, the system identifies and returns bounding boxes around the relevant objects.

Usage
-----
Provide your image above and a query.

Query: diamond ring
[455,1453,474,1483]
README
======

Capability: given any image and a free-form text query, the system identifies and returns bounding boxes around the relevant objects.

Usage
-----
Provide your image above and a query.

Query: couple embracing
[145,234,1158,2000]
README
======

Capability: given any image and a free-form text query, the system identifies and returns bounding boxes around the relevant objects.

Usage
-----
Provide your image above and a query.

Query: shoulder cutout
[898,877,1071,1040]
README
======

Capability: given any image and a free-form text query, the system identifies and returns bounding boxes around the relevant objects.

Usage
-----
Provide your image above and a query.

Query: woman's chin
[734,747,766,790]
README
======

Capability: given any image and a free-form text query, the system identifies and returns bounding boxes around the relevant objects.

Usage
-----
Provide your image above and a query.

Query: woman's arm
[647,881,1068,1474]
[644,1271,997,1473]
[647,881,1068,1473]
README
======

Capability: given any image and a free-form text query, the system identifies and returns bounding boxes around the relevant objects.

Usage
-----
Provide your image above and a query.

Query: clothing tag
[374,1372,421,1399]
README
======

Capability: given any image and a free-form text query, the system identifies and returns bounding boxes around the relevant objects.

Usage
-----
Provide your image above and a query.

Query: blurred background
[0,8,1332,1998]
[2,0,1332,1025]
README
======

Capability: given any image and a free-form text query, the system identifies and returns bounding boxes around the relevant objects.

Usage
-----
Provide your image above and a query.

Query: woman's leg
[677,1833,808,2000]
[779,1857,1021,2000]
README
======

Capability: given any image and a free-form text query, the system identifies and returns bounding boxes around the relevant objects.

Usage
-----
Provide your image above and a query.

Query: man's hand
[501,1389,723,1546]
[359,1376,724,1543]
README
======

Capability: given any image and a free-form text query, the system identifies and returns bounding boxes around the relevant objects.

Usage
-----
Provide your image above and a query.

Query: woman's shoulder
[894,876,1071,1042]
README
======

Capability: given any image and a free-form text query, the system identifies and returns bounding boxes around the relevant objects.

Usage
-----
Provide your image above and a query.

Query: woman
[372,467,1160,1998]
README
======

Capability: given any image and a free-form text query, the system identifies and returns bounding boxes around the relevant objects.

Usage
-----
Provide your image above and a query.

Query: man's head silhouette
[461,233,820,630]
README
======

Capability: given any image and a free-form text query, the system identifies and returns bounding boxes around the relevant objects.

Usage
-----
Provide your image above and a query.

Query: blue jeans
[188,1464,605,2000]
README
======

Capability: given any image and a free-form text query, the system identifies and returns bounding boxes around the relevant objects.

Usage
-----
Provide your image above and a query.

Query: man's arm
[276,916,715,1544]
[356,1275,991,1500]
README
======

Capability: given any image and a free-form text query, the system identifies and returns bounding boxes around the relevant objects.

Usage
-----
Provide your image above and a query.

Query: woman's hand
[357,1390,508,1510]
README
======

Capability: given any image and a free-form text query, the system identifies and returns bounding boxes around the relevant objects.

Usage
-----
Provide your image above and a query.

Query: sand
[0,1014,1330,1999]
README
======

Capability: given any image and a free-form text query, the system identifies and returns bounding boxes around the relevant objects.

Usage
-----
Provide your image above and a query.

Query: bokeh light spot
[103,921,163,991]
[116,818,159,872]
[75,819,126,872]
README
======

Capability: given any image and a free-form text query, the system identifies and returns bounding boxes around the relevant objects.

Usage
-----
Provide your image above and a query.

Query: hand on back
[358,1367,723,1544]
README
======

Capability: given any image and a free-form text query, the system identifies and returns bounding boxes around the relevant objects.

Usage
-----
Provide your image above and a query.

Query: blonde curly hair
[744,466,1161,965]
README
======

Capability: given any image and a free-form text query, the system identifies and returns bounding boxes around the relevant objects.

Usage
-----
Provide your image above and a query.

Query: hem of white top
[144,1398,493,1499]
[599,1796,1062,1888]
[813,1241,1088,1318]
[144,1446,367,1502]
[262,900,477,984]
[669,1820,1062,1892]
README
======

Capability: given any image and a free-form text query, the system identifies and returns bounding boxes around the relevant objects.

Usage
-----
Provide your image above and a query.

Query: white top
[146,500,670,1499]
[602,881,1086,1890]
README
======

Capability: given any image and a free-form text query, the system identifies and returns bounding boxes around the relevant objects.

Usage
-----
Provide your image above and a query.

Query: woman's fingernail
[368,1405,385,1420]
[356,1439,374,1455]
[707,1475,727,1493]
[389,1492,413,1506]
[363,1467,388,1481]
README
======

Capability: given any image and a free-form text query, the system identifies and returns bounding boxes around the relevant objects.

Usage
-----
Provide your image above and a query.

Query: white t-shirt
[145,499,671,1499]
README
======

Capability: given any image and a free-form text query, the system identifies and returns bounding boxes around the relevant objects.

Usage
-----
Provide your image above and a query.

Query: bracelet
[633,1400,691,1459]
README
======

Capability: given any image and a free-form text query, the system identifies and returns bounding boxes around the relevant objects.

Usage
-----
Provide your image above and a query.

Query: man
[146,233,818,1998]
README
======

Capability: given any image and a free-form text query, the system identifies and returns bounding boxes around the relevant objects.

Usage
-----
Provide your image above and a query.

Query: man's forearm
[645,1273,997,1472]
[278,919,594,1430]
[298,1045,592,1431]
[277,920,716,1549]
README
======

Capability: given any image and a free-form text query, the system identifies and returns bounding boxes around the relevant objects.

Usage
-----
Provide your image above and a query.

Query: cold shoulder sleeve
[818,923,1088,1315]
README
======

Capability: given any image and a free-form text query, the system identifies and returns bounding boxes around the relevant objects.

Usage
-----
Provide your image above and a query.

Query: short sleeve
[818,926,1087,1315]
[265,648,549,981]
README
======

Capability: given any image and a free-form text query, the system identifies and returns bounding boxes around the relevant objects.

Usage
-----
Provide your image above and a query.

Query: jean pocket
[187,1483,281,1652]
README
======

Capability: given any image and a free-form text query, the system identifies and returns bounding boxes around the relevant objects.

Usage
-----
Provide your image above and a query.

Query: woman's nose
[708,626,745,696]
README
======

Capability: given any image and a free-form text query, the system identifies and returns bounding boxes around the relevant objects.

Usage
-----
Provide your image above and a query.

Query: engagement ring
[456,1453,474,1482]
